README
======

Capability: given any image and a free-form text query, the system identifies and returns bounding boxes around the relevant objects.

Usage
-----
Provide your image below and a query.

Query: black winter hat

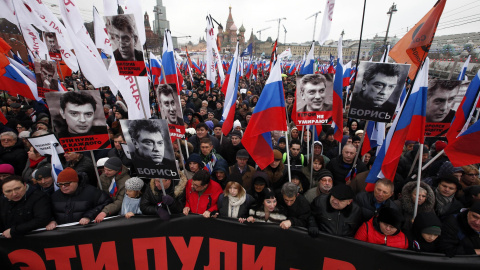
[377,207,404,232]
[105,157,122,171]
[330,184,354,200]
[316,169,333,180]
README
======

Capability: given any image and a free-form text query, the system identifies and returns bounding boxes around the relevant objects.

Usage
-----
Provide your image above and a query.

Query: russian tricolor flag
[150,52,162,85]
[162,29,180,93]
[447,70,480,143]
[457,55,470,81]
[300,42,315,75]
[242,60,287,169]
[342,61,352,87]
[0,58,37,100]
[222,43,240,135]
[444,118,480,167]
[365,58,429,191]
[332,37,344,142]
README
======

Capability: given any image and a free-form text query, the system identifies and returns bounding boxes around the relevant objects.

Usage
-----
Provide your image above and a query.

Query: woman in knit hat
[355,207,408,249]
[121,177,144,218]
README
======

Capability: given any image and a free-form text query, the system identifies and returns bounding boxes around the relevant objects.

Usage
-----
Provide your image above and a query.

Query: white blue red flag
[444,118,480,167]
[222,42,240,135]
[300,42,315,75]
[457,55,470,81]
[242,60,287,169]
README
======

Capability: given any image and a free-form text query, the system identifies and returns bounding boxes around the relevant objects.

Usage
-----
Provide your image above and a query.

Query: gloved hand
[308,226,320,236]
[162,194,174,206]
[157,206,170,221]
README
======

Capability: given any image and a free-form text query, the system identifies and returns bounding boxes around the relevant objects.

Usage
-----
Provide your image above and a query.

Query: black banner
[0,215,477,270]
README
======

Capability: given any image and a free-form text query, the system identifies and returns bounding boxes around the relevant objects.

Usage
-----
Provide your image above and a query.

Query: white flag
[59,0,114,88]
[0,0,16,25]
[93,7,113,55]
[318,0,335,45]
[103,0,118,16]
[205,16,225,84]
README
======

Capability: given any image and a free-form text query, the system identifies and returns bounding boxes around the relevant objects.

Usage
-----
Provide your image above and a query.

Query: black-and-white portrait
[46,91,109,138]
[44,32,61,61]
[156,83,184,126]
[296,73,333,113]
[349,61,410,122]
[120,119,179,179]
[426,80,462,123]
[35,59,58,91]
[104,14,144,62]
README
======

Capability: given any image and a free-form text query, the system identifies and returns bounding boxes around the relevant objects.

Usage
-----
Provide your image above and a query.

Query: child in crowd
[121,177,144,218]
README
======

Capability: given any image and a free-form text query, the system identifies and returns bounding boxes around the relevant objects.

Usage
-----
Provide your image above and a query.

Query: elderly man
[304,170,334,203]
[0,176,51,238]
[0,131,28,175]
[438,201,480,256]
[308,184,362,237]
[277,182,311,230]
[327,143,367,185]
[298,74,332,112]
[426,80,461,123]
[95,157,131,223]
[355,178,401,222]
[47,168,112,230]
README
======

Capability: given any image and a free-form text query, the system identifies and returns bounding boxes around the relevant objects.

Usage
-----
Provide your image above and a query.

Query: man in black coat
[0,131,28,175]
[327,143,367,185]
[355,178,400,222]
[0,176,52,238]
[438,201,480,256]
[308,184,363,237]
[277,182,311,229]
[47,168,112,230]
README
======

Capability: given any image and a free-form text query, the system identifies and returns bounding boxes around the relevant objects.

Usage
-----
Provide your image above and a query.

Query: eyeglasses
[465,173,477,177]
[1,138,13,142]
[56,182,72,187]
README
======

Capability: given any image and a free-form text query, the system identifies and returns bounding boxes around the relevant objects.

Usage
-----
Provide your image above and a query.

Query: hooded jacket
[394,181,435,232]
[185,179,223,214]
[211,159,229,189]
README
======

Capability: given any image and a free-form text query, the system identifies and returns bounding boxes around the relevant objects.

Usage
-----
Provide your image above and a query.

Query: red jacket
[354,218,408,249]
[185,179,223,214]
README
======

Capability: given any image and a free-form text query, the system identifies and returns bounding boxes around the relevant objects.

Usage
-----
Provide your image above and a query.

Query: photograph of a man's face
[104,14,144,62]
[349,61,410,122]
[34,59,59,91]
[156,83,184,126]
[46,91,108,138]
[296,74,333,113]
[426,80,462,123]
[44,32,61,61]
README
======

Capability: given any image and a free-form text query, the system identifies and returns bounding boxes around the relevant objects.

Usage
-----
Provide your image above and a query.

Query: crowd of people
[0,70,479,258]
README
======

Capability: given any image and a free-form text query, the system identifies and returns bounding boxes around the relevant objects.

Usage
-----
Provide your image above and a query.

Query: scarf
[227,193,246,218]
[435,188,454,216]
[29,156,46,168]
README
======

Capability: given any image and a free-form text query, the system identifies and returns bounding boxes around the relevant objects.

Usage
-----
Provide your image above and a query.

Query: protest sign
[34,59,59,98]
[349,62,410,122]
[104,14,147,76]
[121,119,179,178]
[27,134,64,155]
[45,91,111,152]
[295,73,333,125]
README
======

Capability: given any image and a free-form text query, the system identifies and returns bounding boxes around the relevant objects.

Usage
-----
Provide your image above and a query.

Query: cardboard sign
[349,62,410,122]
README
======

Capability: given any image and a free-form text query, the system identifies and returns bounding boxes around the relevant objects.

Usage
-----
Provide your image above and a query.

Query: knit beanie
[57,167,79,183]
[105,157,122,171]
[317,170,333,180]
[125,177,144,191]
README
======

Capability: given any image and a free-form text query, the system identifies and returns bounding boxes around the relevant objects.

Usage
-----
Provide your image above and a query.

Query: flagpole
[90,151,103,190]
[413,144,424,219]
[306,125,310,161]
[407,149,420,178]
[284,123,292,182]
[133,76,149,119]
[350,0,367,91]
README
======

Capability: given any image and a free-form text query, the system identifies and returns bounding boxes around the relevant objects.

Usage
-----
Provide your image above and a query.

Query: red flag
[444,120,480,167]
[0,38,12,77]
[389,0,446,79]
[0,111,7,125]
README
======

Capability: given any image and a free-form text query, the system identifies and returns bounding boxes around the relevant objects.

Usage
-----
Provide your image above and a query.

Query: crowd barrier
[0,215,477,270]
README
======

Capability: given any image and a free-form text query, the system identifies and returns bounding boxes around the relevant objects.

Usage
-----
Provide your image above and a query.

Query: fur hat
[57,167,78,183]
[105,157,122,171]
[273,149,283,160]
[125,177,144,191]
[330,184,354,200]
[377,207,404,232]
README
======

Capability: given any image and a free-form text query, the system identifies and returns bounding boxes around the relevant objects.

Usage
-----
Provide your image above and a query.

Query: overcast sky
[44,0,479,45]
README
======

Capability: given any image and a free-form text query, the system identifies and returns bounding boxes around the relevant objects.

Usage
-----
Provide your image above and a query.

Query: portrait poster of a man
[156,83,185,140]
[349,61,410,122]
[34,59,59,98]
[45,91,111,152]
[120,119,179,179]
[104,14,146,76]
[295,73,333,125]
[44,32,61,61]
[425,79,467,137]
